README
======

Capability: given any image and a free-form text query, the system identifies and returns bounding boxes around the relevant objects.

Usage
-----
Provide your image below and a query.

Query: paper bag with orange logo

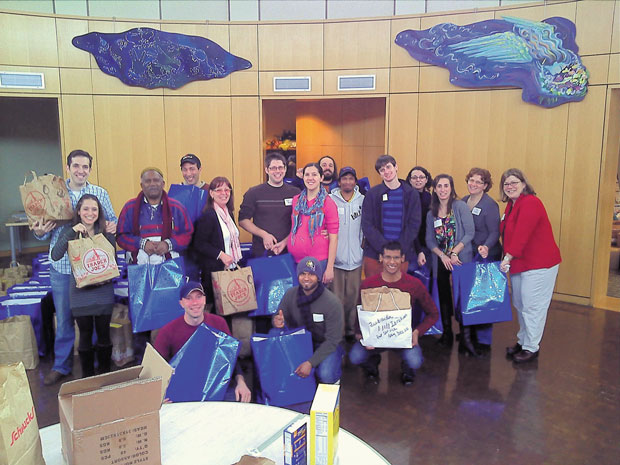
[0,362,45,465]
[68,233,120,288]
[19,171,73,226]
[211,266,257,316]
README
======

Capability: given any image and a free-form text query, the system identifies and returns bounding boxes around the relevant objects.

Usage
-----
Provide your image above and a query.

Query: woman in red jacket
[499,169,561,364]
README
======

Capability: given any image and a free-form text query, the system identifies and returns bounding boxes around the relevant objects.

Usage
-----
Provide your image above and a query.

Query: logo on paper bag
[25,191,46,216]
[10,406,35,447]
[227,278,251,306]
[83,248,110,274]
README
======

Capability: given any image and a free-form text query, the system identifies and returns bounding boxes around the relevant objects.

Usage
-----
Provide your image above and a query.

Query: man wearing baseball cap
[154,281,251,402]
[330,167,365,342]
[180,154,207,189]
[272,257,344,383]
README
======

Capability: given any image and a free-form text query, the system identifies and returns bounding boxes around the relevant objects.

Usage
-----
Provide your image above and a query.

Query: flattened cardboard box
[58,344,172,465]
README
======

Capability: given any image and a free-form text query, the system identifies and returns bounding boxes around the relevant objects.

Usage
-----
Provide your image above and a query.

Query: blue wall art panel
[73,27,252,89]
[395,16,588,108]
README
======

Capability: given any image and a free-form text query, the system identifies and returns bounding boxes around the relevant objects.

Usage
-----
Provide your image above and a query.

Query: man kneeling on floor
[350,241,439,386]
[271,257,345,384]
[154,281,251,402]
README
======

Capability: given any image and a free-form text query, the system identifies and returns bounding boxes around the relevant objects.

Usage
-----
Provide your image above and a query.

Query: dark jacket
[361,180,421,262]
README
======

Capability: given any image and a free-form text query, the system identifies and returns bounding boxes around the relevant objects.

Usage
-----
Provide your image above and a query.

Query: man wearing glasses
[239,152,300,258]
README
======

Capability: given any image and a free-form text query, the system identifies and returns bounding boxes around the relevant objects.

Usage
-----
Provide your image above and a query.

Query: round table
[40,402,390,465]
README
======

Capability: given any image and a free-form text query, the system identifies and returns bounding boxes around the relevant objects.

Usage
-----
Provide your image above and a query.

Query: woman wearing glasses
[287,162,339,284]
[425,174,477,355]
[499,169,561,364]
[461,167,501,353]
[192,177,242,306]
[406,166,433,268]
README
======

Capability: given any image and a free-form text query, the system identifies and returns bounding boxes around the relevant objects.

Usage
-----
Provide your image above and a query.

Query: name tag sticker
[501,214,505,221]
[382,193,388,202]
[434,219,443,228]
[284,198,293,206]
[338,208,345,215]
[313,313,325,323]
[472,207,482,216]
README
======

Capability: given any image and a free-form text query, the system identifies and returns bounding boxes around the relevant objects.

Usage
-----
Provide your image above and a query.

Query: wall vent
[274,76,311,92]
[0,72,45,89]
[338,75,375,91]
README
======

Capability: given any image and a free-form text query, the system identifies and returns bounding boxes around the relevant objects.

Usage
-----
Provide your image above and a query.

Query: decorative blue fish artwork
[395,16,588,108]
[72,27,252,89]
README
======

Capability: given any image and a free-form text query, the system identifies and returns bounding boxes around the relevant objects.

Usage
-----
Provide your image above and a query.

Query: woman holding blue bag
[425,174,477,356]
[462,167,501,353]
[499,169,561,364]
[51,194,115,378]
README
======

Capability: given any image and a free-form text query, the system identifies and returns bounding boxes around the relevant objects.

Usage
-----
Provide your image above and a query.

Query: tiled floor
[26,300,620,465]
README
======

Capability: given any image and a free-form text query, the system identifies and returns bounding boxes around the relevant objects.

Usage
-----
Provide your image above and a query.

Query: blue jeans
[50,268,74,374]
[349,341,423,374]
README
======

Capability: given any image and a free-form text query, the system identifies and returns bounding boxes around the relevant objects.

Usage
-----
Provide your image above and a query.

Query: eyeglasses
[213,187,231,193]
[503,181,521,188]
[268,166,286,172]
[410,175,426,181]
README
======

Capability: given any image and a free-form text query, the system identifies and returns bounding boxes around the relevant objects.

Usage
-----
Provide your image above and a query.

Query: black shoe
[458,324,481,358]
[505,343,522,359]
[400,371,415,386]
[437,330,454,347]
[513,349,539,364]
[43,370,69,386]
[364,369,379,384]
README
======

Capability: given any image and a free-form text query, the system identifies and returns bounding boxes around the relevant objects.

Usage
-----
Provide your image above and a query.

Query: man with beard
[319,155,339,192]
[271,257,344,384]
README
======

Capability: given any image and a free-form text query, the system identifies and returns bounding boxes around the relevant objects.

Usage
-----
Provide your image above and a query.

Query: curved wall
[0,0,618,305]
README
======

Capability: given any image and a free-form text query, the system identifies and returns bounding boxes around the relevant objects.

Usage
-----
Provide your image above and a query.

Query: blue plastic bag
[251,328,317,407]
[128,257,186,333]
[452,261,512,326]
[247,253,298,317]
[410,266,443,336]
[168,184,208,223]
[0,297,45,356]
[165,323,240,402]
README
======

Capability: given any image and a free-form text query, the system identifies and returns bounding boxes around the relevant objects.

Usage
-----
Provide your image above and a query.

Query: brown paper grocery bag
[212,266,257,316]
[0,316,39,370]
[68,233,120,288]
[110,304,134,367]
[361,286,411,312]
[19,171,73,226]
[0,362,45,465]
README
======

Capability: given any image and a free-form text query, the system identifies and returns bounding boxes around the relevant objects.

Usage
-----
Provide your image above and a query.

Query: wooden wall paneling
[612,0,620,54]
[323,68,389,95]
[296,99,343,168]
[0,65,60,94]
[59,68,93,94]
[230,24,259,95]
[575,0,614,56]
[420,11,495,30]
[419,65,469,93]
[592,87,620,309]
[495,1,576,22]
[60,94,97,182]
[609,54,620,84]
[388,93,418,171]
[259,71,324,96]
[390,66,420,93]
[341,99,368,177]
[324,20,391,70]
[163,96,234,186]
[231,97,261,241]
[390,17,422,68]
[581,55,610,85]
[161,23,231,96]
[555,86,607,298]
[262,99,297,143]
[363,145,384,186]
[56,18,90,68]
[258,24,323,71]
[92,95,167,213]
[0,13,58,67]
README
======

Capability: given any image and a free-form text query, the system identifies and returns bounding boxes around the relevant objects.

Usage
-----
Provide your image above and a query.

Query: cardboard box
[310,384,340,465]
[58,344,172,465]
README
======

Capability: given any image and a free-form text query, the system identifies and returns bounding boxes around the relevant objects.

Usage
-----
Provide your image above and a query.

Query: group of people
[32,148,561,400]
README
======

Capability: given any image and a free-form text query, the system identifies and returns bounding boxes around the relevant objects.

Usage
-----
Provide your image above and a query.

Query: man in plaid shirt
[32,149,117,385]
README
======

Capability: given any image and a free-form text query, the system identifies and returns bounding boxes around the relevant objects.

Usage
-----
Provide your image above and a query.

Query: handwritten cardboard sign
[357,305,412,349]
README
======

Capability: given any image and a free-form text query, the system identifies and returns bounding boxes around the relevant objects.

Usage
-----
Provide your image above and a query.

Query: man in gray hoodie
[330,167,364,341]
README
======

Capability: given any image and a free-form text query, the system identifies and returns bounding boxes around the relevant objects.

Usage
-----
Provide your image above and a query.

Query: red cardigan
[500,194,561,273]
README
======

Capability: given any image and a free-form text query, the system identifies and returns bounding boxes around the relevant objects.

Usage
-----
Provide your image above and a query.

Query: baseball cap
[297,257,324,281]
[338,166,357,180]
[180,154,201,169]
[180,281,205,299]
